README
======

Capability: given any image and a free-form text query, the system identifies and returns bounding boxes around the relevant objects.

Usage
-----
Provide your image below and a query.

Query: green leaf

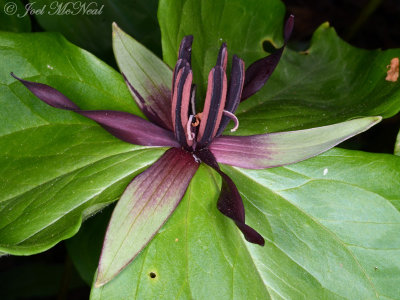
[91,149,400,299]
[395,129,400,155]
[0,31,166,255]
[66,205,113,285]
[0,0,31,32]
[158,0,400,135]
[29,0,161,61]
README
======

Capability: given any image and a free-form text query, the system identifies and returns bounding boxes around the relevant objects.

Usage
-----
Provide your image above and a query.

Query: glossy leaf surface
[158,0,400,135]
[0,31,165,255]
[90,149,400,299]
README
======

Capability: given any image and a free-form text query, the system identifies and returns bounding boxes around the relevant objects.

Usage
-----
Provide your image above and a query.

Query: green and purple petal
[96,148,199,287]
[11,73,179,147]
[210,116,382,169]
[113,23,173,130]
[195,149,264,245]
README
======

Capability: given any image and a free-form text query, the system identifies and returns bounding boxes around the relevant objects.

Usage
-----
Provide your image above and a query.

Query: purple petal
[96,148,199,287]
[241,15,294,101]
[209,117,382,169]
[12,74,178,147]
[216,55,245,136]
[241,49,284,101]
[216,43,228,71]
[178,35,194,64]
[171,64,193,147]
[195,149,265,246]
[78,111,179,147]
[284,14,295,43]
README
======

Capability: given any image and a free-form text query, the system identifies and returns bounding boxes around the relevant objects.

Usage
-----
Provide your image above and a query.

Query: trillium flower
[10,15,381,287]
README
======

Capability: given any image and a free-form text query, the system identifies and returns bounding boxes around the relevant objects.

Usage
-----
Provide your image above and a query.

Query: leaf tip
[112,22,121,35]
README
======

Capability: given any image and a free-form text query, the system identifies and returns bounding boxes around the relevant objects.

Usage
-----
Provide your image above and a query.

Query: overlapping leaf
[29,0,161,61]
[0,31,166,255]
[90,149,400,299]
[0,0,31,33]
[158,0,400,135]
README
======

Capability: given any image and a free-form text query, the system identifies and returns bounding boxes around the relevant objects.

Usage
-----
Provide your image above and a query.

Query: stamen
[223,110,239,132]
[186,115,195,140]
[192,112,202,127]
[190,85,197,115]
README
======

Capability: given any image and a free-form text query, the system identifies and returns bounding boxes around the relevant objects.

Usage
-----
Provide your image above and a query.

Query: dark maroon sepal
[12,73,179,148]
[11,73,79,110]
[241,15,294,101]
[284,14,295,43]
[195,149,265,246]
[78,110,179,147]
[241,48,283,101]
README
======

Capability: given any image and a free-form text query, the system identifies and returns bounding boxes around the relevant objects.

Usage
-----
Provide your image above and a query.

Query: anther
[192,112,202,127]
[223,110,239,132]
[186,115,195,141]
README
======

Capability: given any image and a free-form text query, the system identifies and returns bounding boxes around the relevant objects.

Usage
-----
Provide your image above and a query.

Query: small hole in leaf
[149,272,157,279]
[262,40,277,53]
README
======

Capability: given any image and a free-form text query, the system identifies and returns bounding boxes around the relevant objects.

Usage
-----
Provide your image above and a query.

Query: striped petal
[96,148,199,287]
[171,64,193,147]
[210,117,382,169]
[216,55,245,136]
[197,66,227,147]
[113,23,173,130]
[12,73,178,147]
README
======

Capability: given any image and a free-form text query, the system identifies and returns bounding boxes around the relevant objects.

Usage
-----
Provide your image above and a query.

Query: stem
[345,0,384,41]
[57,254,73,300]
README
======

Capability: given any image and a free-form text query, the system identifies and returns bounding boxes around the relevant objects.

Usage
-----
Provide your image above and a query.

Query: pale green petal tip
[94,272,108,288]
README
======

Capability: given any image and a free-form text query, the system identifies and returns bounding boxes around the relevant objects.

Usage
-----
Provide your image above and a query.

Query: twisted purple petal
[241,15,294,101]
[195,149,265,245]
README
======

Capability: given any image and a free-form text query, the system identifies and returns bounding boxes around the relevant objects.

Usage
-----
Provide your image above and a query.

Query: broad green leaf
[91,149,400,299]
[0,0,31,32]
[29,0,161,61]
[112,23,173,129]
[0,31,166,255]
[158,0,400,135]
[66,205,113,285]
[395,129,400,155]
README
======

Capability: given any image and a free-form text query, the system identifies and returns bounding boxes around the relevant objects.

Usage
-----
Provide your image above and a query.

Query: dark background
[1,0,399,299]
